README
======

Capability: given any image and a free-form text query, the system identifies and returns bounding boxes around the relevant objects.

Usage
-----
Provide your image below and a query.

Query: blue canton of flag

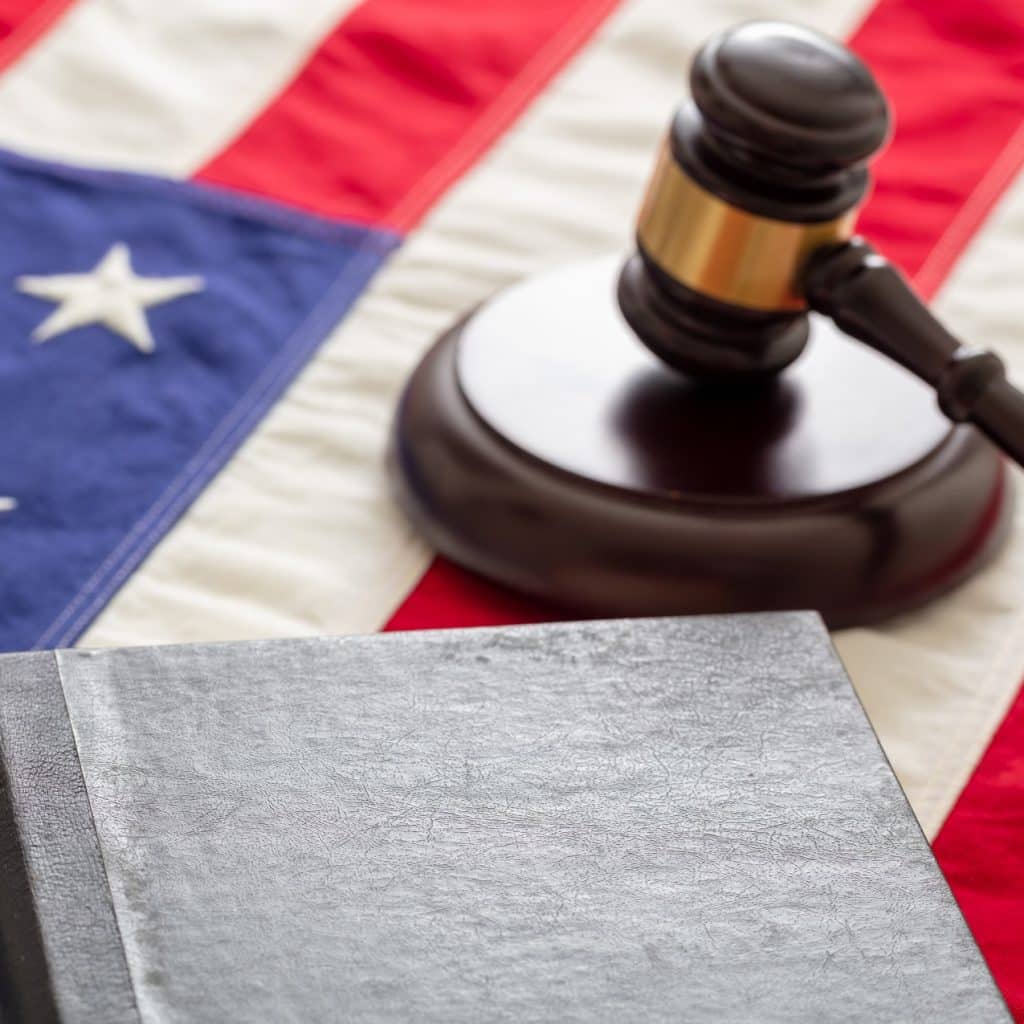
[0,151,398,652]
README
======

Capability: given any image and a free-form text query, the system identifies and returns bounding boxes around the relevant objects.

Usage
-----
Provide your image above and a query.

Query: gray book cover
[0,613,1010,1022]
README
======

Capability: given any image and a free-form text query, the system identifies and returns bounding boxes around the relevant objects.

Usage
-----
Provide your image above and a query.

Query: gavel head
[618,21,890,378]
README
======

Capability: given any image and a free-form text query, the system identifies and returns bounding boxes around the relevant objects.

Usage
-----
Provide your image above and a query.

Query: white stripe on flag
[0,0,360,175]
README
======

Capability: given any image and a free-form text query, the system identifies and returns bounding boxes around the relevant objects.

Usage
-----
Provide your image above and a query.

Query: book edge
[821,626,1013,1020]
[0,651,139,1023]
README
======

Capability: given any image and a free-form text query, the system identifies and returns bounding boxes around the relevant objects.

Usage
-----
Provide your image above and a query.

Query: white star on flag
[0,497,16,513]
[16,243,204,354]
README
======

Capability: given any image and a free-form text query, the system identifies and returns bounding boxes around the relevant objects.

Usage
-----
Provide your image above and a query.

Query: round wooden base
[390,257,1012,627]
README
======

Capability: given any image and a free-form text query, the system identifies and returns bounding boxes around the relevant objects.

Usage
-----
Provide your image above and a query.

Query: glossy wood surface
[391,259,1011,627]
[462,259,953,501]
[682,22,889,220]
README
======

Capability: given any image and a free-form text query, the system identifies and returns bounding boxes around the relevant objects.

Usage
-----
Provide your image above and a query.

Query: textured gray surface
[0,652,139,1024]
[54,614,1008,1022]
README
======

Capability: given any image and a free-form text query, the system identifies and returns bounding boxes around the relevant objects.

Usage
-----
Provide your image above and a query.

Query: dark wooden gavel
[618,21,1024,467]
[390,18,1014,626]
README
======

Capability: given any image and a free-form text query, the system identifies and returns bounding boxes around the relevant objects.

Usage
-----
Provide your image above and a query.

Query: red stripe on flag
[0,0,75,69]
[384,557,567,632]
[198,0,620,230]
[385,0,1024,637]
[853,0,1024,296]
[934,686,1024,1021]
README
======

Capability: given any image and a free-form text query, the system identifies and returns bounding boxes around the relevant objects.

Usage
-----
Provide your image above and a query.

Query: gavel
[391,20,1016,627]
[619,21,1024,464]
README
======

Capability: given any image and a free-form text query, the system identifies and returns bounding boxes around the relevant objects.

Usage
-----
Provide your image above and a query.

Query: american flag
[0,0,1022,1013]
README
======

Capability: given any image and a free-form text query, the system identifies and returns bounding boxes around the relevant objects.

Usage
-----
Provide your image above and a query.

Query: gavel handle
[804,237,1024,468]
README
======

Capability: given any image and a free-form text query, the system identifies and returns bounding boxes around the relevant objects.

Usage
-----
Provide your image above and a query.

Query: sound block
[390,257,1012,627]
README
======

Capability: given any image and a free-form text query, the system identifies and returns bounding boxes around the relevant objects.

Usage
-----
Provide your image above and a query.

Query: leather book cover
[0,614,1010,1022]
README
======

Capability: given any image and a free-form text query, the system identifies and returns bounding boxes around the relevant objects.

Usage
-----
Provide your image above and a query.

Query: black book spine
[0,652,139,1024]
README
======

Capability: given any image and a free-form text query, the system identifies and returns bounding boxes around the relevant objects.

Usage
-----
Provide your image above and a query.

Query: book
[0,613,1009,1022]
